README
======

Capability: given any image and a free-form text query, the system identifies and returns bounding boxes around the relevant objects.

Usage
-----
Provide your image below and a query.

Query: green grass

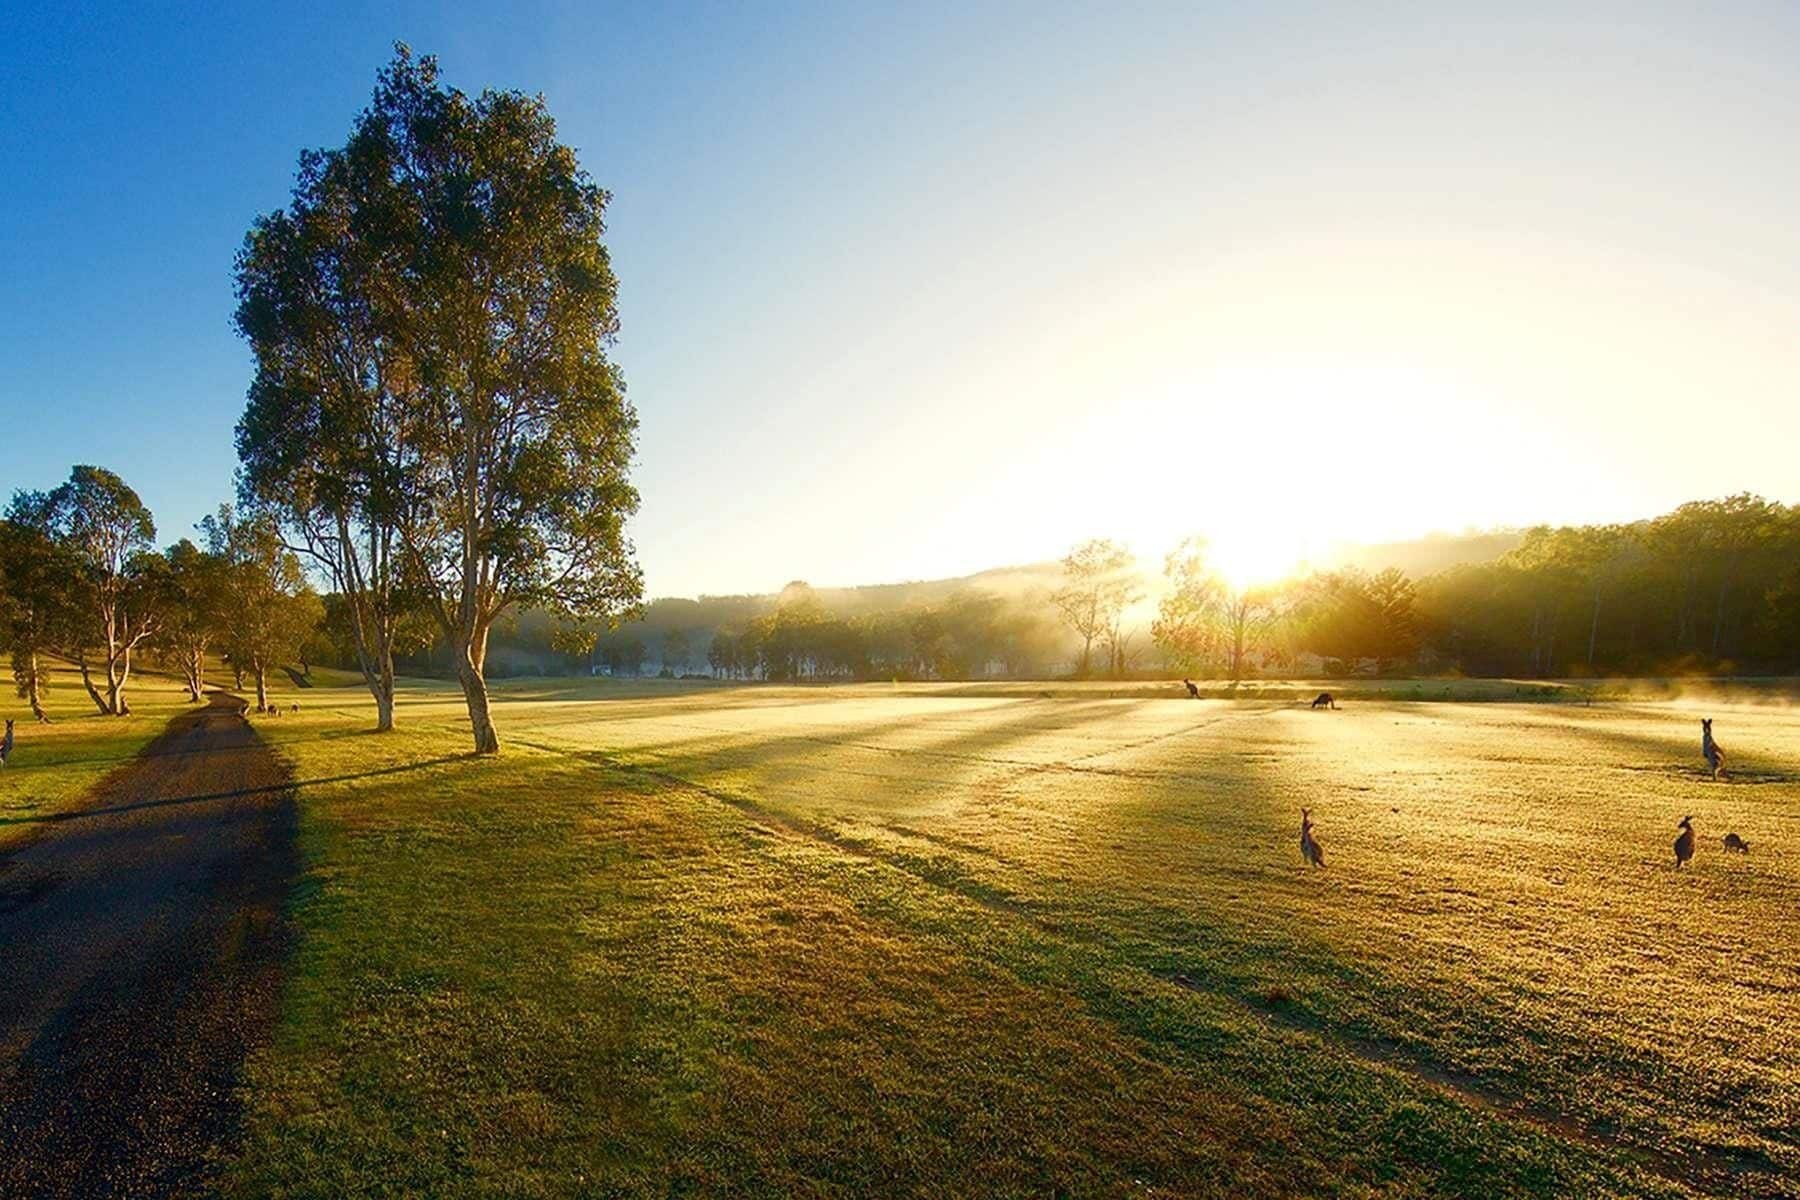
[192,676,1797,1197]
[0,664,201,849]
[14,671,1796,1195]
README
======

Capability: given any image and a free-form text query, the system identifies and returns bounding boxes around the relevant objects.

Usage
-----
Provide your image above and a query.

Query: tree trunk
[183,647,205,702]
[106,643,135,716]
[1712,576,1729,658]
[373,657,395,732]
[254,662,269,714]
[1588,588,1601,668]
[456,646,500,755]
[233,661,245,689]
[77,651,110,715]
[24,651,50,723]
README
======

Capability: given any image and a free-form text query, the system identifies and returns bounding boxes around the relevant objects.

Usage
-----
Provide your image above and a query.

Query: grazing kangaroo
[1722,832,1750,854]
[1673,815,1695,869]
[289,702,300,714]
[1701,718,1728,780]
[0,719,13,768]
[1300,808,1326,868]
[1310,692,1337,710]
[1183,679,1200,699]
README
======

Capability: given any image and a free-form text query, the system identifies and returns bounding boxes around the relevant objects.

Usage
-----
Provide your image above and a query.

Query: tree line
[1141,493,1800,680]
[0,467,319,720]
[692,582,1064,682]
[591,493,1797,684]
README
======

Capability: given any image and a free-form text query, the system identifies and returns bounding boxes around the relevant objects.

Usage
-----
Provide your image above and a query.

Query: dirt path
[0,692,296,1198]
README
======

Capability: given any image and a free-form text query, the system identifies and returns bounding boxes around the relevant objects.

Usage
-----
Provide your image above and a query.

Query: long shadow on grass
[615,698,1789,1195]
[547,731,1709,1197]
[0,754,477,827]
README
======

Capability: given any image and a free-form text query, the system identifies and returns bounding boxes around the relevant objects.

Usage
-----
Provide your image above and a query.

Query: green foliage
[16,466,165,713]
[1052,539,1137,677]
[235,44,643,750]
[1152,537,1226,674]
[160,537,231,700]
[1417,494,1800,675]
[695,583,1062,682]
[202,505,323,707]
[0,503,82,715]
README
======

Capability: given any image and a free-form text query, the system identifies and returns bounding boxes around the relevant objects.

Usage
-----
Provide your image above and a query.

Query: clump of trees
[1152,538,1290,681]
[3,468,166,715]
[234,46,642,752]
[0,467,326,718]
[201,507,322,713]
[1418,495,1800,676]
[696,582,1062,682]
[1146,495,1800,679]
[1052,539,1140,677]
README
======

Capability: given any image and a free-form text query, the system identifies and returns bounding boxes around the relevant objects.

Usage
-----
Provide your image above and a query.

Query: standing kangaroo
[1300,808,1326,868]
[1673,815,1695,869]
[0,719,13,768]
[1701,718,1728,780]
[1183,679,1200,699]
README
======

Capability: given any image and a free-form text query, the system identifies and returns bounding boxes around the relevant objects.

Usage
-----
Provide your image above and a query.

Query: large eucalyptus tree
[236,46,642,752]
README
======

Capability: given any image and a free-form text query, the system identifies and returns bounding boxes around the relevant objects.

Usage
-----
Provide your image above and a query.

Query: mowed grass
[184,676,1796,1198]
[13,670,1793,1195]
[0,666,199,850]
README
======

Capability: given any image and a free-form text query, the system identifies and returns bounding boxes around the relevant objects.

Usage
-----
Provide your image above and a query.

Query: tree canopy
[235,45,643,751]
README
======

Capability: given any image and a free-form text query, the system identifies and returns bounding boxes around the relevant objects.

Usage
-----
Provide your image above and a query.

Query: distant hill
[1324,529,1524,577]
[475,529,1525,676]
[641,529,1523,622]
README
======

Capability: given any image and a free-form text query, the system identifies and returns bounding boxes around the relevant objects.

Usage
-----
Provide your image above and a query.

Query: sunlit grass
[14,669,1792,1193]
[172,674,1791,1196]
[0,665,197,848]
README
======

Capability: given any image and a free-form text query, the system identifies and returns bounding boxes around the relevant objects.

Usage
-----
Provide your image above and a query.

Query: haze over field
[5,2,1800,596]
[6,7,1800,1198]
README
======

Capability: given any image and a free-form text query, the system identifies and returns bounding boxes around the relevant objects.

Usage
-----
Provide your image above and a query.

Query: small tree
[1220,584,1284,682]
[1152,538,1225,676]
[162,539,229,702]
[0,505,80,722]
[662,628,692,675]
[28,467,163,715]
[204,506,321,712]
[1052,539,1135,677]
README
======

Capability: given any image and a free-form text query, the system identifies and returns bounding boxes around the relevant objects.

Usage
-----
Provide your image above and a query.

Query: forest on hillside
[496,495,1800,682]
[6,479,1795,705]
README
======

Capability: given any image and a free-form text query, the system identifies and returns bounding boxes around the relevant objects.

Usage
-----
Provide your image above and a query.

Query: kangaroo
[0,719,13,768]
[1673,815,1695,869]
[1300,808,1326,868]
[1721,832,1750,854]
[237,700,251,719]
[1183,679,1200,699]
[1310,692,1337,710]
[1701,718,1728,780]
[289,702,300,714]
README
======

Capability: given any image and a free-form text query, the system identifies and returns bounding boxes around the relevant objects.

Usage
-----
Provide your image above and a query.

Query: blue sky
[4,2,1799,597]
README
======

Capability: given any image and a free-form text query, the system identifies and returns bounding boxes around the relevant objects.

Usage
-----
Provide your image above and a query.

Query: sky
[3,2,1798,598]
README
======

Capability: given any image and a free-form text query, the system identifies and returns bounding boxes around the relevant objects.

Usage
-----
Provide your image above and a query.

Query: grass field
[0,668,197,851]
[8,672,1798,1196]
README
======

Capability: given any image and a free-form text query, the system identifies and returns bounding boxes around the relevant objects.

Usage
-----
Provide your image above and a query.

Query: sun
[1205,525,1307,592]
